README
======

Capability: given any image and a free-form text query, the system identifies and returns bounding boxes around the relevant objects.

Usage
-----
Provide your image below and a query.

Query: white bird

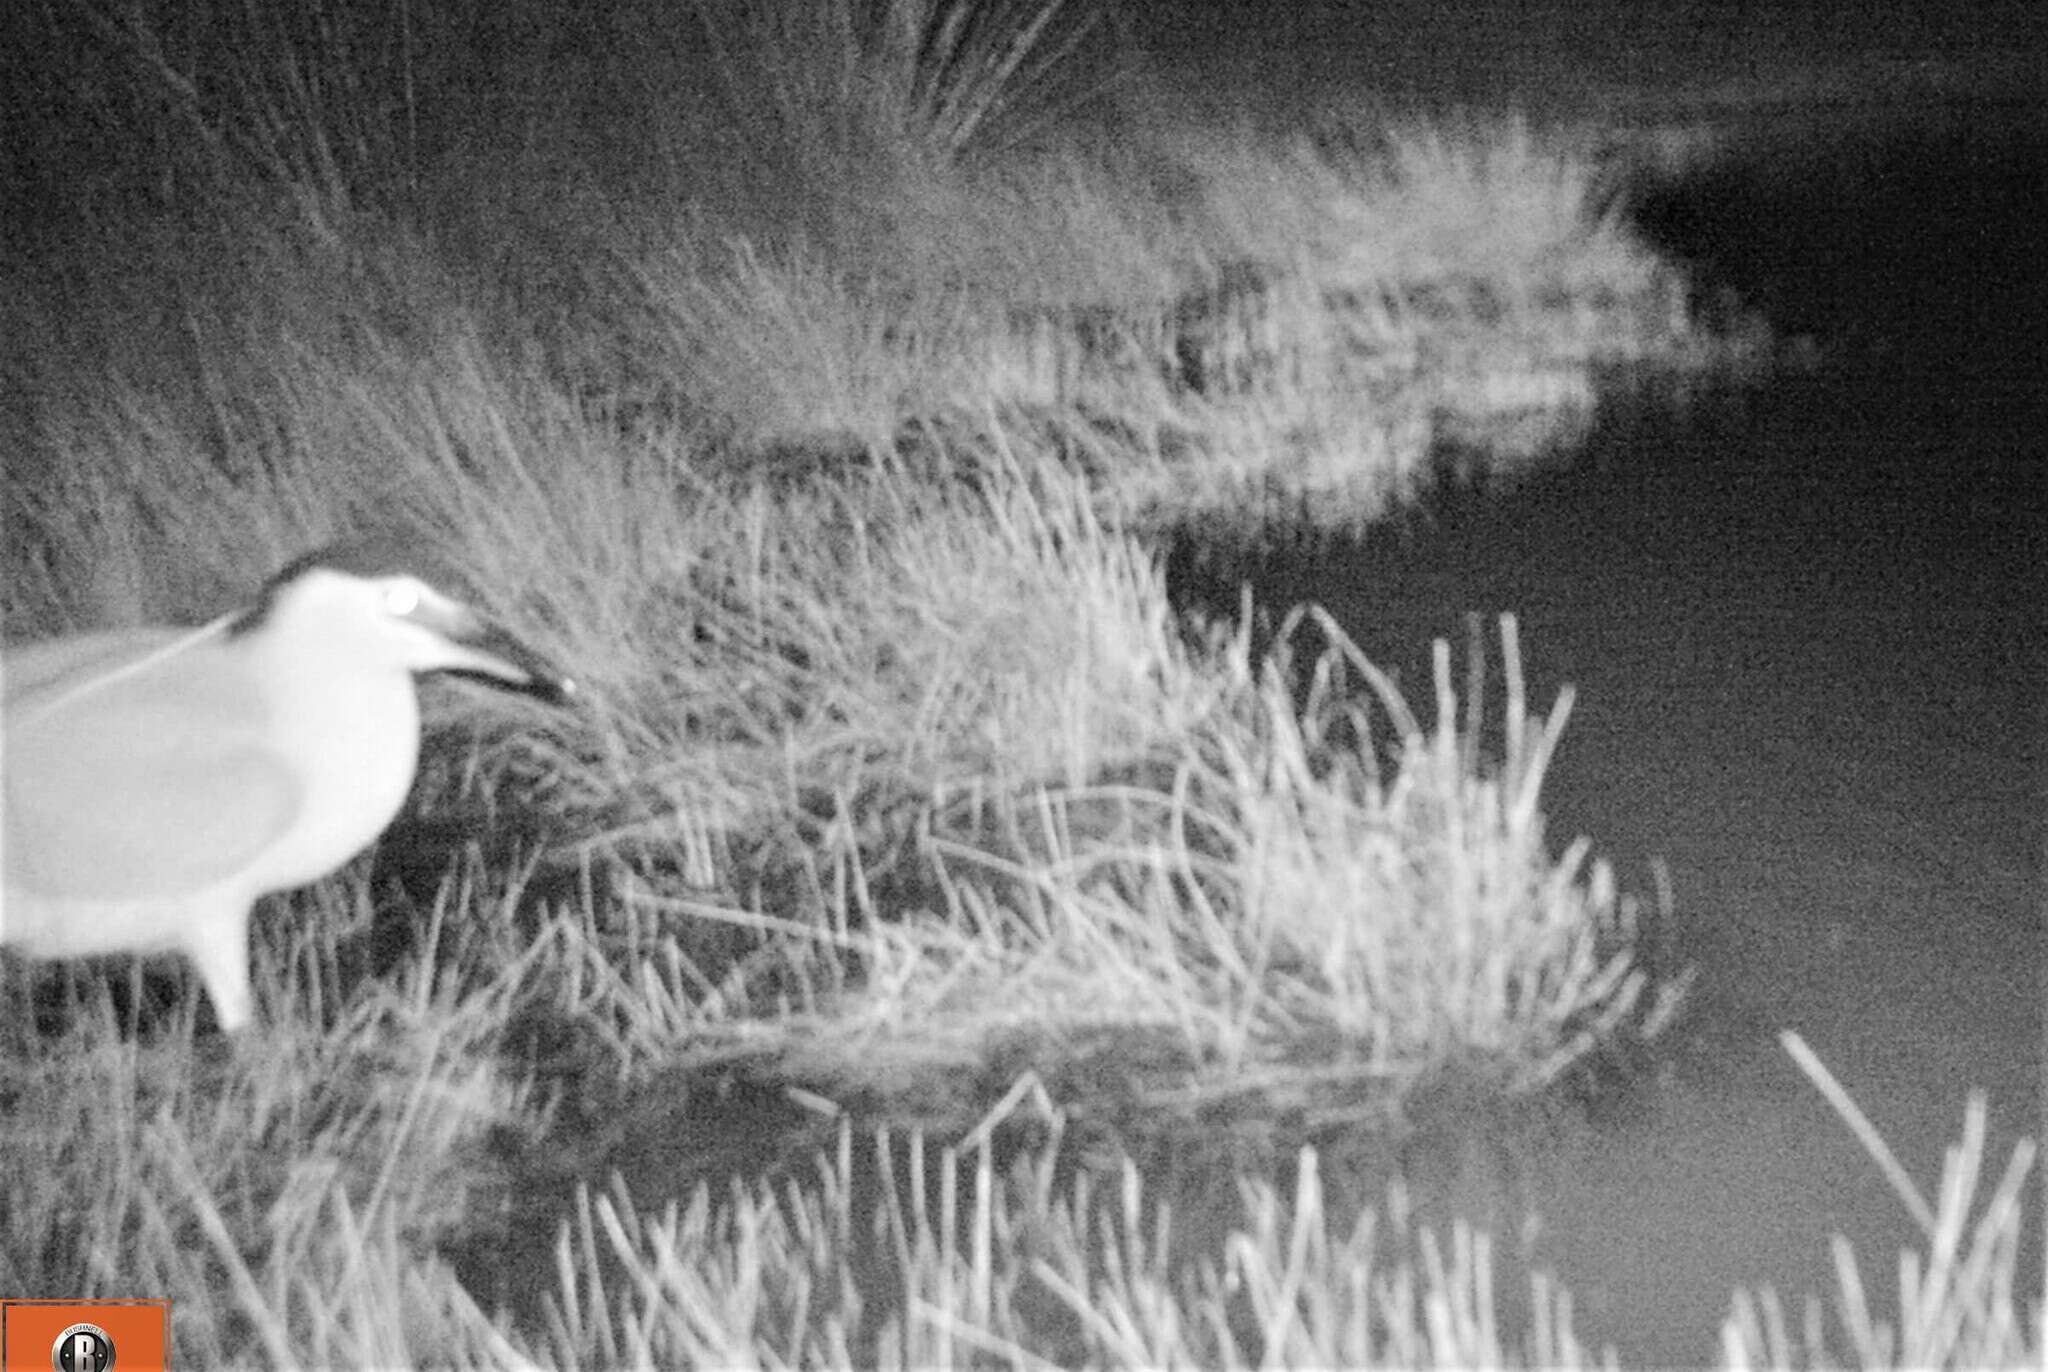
[1,543,576,1032]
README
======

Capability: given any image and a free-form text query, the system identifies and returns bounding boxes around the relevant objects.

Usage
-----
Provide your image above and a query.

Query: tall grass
[10,0,1717,512]
[0,877,537,1364]
[1721,1033,2041,1369]
[534,1082,1615,1369]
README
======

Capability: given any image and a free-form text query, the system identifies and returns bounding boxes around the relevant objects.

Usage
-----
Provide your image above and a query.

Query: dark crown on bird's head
[229,534,468,638]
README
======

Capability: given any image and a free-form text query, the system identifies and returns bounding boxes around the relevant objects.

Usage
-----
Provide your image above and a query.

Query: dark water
[1179,101,2045,1364]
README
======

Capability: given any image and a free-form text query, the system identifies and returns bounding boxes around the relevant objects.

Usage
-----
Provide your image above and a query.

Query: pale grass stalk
[1723,1033,2039,1369]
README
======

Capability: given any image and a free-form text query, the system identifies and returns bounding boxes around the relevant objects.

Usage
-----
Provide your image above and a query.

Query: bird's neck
[249,633,423,827]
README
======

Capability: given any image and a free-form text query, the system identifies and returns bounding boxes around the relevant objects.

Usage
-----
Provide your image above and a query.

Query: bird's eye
[383,581,422,617]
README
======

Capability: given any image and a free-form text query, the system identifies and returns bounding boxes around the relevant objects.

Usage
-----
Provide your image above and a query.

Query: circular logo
[52,1322,115,1372]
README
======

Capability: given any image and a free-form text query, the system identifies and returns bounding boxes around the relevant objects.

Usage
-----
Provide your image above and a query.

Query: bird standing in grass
[1,543,576,1031]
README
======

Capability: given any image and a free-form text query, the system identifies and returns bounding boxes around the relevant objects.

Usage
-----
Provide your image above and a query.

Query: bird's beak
[411,597,578,705]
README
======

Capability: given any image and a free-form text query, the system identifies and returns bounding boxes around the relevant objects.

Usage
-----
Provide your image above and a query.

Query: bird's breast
[253,667,423,892]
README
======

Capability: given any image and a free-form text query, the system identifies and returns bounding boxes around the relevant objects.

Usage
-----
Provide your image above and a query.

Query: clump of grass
[782,606,1682,1120]
[557,593,1680,1136]
[1320,110,1658,295]
[0,873,540,1367]
[1722,1032,2041,1370]
[533,1077,1614,1368]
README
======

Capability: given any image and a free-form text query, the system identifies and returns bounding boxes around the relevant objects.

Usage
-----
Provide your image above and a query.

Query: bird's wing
[2,637,303,901]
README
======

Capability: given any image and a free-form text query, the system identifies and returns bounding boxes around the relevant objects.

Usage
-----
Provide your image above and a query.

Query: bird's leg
[184,905,255,1034]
